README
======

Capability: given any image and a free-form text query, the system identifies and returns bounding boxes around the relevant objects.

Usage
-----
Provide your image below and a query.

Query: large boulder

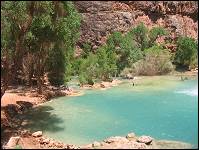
[92,141,101,147]
[126,132,136,139]
[32,131,42,137]
[4,136,20,149]
[137,135,153,144]
[100,82,111,88]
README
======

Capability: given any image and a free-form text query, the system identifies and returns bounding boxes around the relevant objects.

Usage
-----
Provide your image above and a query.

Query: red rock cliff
[73,1,198,49]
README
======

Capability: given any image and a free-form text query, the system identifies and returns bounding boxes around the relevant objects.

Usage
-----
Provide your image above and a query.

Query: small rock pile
[4,131,193,149]
[81,133,154,149]
[31,131,80,149]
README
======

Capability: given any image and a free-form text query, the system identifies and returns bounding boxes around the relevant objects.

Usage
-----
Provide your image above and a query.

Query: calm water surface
[23,76,198,148]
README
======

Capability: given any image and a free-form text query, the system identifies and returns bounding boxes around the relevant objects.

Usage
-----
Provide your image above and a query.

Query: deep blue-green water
[24,76,198,148]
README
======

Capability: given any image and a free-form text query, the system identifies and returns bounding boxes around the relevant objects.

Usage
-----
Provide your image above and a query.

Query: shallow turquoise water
[23,76,198,148]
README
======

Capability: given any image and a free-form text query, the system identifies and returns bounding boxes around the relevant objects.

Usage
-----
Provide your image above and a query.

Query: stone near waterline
[126,132,136,139]
[126,74,134,79]
[100,83,106,88]
[5,136,20,149]
[42,138,50,144]
[67,144,79,149]
[137,135,153,144]
[32,131,42,137]
[21,120,28,126]
[104,136,129,144]
[81,143,93,149]
[92,141,101,147]
[129,141,147,149]
[48,140,55,147]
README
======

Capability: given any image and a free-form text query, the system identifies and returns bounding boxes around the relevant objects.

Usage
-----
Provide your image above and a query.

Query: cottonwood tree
[1,1,81,96]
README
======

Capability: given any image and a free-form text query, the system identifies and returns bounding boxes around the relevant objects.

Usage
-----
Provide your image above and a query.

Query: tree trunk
[11,2,35,84]
[37,75,42,94]
[1,50,10,100]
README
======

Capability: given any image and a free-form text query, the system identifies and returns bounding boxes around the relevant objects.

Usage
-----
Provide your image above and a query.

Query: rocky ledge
[4,131,193,149]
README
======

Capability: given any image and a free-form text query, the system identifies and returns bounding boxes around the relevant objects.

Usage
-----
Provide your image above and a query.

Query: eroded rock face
[73,1,198,52]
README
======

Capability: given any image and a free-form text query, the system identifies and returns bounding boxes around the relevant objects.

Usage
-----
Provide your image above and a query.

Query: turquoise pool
[23,76,198,148]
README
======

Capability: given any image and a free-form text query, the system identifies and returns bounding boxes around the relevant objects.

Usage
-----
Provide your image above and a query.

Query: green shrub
[128,46,173,75]
[78,53,98,85]
[82,42,92,58]
[131,22,148,51]
[96,45,117,81]
[174,36,198,69]
[15,144,22,149]
[148,26,168,47]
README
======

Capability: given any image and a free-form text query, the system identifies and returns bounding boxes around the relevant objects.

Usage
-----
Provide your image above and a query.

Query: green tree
[47,43,66,86]
[174,37,198,69]
[47,1,81,86]
[131,22,148,51]
[106,31,143,74]
[78,53,98,85]
[148,26,167,47]
[1,1,81,94]
[1,1,36,84]
[82,42,92,58]
[96,45,117,81]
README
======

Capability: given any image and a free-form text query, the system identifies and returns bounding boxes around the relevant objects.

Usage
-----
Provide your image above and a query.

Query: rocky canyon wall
[73,1,198,51]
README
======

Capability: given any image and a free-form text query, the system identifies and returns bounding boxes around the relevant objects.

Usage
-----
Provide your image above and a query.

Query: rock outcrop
[32,131,42,137]
[4,136,20,149]
[73,1,198,52]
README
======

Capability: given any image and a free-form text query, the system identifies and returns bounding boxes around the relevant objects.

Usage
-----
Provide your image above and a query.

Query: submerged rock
[155,140,193,149]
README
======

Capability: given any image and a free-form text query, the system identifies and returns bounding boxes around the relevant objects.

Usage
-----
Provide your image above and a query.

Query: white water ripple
[175,87,198,96]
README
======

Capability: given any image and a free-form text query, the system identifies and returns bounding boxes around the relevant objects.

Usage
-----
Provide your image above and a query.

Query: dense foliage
[1,1,81,95]
[174,37,198,69]
[1,1,198,97]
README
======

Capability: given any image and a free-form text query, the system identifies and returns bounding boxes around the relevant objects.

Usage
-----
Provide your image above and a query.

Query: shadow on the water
[1,102,64,146]
[20,105,64,132]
